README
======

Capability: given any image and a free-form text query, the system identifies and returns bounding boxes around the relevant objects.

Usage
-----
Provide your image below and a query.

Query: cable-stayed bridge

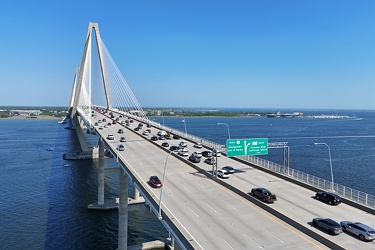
[65,23,375,250]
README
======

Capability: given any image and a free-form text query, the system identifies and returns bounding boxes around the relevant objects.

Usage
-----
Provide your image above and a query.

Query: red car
[149,176,162,188]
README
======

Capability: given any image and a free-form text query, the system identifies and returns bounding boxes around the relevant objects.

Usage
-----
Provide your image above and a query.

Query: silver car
[340,221,375,241]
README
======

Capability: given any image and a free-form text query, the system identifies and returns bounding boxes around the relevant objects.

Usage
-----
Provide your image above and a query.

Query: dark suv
[315,191,342,205]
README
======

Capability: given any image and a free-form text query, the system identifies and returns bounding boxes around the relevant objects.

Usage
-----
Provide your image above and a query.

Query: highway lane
[91,110,374,249]
[92,112,329,249]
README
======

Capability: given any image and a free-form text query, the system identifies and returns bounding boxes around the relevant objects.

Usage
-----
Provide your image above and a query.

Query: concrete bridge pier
[118,172,128,249]
[87,139,118,210]
[98,139,105,205]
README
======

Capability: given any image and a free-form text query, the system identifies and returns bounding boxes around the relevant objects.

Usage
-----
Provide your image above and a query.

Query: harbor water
[1,109,374,249]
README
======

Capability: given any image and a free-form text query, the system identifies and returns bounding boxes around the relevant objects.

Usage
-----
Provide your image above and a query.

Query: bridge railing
[240,155,375,209]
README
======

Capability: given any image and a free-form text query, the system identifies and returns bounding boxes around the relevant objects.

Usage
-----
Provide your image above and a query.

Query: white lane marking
[188,207,199,217]
[265,229,284,243]
[224,201,237,211]
[181,184,189,191]
[223,239,235,250]
[204,202,220,215]
[245,234,263,248]
[195,181,205,188]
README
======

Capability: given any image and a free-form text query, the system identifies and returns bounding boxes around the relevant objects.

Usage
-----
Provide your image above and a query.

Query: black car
[117,129,123,134]
[189,154,201,163]
[151,136,158,141]
[202,151,212,157]
[312,218,342,235]
[204,158,215,165]
[161,142,169,147]
[170,145,178,151]
[173,134,180,139]
[315,191,342,205]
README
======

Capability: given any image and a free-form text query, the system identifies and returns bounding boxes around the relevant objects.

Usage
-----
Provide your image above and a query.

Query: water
[1,110,374,249]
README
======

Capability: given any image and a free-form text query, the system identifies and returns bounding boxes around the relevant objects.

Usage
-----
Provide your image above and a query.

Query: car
[178,149,189,156]
[145,129,151,133]
[194,143,202,148]
[158,136,166,140]
[250,188,277,203]
[107,134,114,140]
[147,123,152,128]
[158,130,167,136]
[215,169,230,178]
[134,127,140,131]
[142,131,149,136]
[149,176,162,188]
[340,221,375,241]
[169,145,178,151]
[151,136,158,141]
[161,142,169,147]
[204,158,215,165]
[102,118,106,122]
[312,218,342,235]
[117,144,125,151]
[98,126,103,130]
[192,151,202,158]
[104,125,108,128]
[189,154,201,163]
[202,151,212,157]
[94,122,98,126]
[315,191,342,205]
[112,120,116,124]
[212,149,221,157]
[173,134,180,139]
[120,137,126,142]
[117,129,123,134]
[222,166,235,174]
[107,122,112,126]
[180,147,188,152]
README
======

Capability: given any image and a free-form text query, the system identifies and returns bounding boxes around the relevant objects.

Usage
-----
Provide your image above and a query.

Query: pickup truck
[250,188,277,203]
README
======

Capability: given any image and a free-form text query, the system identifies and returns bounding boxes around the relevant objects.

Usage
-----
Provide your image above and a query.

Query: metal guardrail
[240,155,375,209]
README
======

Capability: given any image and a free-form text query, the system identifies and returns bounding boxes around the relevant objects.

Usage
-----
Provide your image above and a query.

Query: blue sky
[0,1,374,110]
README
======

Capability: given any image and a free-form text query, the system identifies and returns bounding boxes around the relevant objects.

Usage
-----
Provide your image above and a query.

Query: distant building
[10,110,42,116]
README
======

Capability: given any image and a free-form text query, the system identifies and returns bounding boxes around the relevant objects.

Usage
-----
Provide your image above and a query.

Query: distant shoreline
[0,115,61,120]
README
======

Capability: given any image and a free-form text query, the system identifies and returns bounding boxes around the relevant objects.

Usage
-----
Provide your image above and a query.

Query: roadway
[90,109,375,249]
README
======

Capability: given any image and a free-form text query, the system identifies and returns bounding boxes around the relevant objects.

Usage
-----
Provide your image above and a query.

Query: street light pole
[158,151,173,220]
[314,142,334,191]
[182,117,187,137]
[217,123,231,140]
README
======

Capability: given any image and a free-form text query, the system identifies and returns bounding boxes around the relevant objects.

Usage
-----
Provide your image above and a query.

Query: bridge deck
[91,110,374,250]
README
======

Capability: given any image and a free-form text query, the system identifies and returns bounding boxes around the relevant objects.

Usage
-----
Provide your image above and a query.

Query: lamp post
[218,123,231,140]
[314,142,334,191]
[158,151,173,220]
[182,117,187,137]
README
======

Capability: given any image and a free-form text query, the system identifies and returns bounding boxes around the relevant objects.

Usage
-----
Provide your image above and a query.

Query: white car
[194,143,202,148]
[178,149,189,156]
[117,144,125,151]
[215,169,230,179]
[107,134,114,140]
[193,151,202,158]
[142,131,149,136]
[213,149,221,157]
[179,141,188,147]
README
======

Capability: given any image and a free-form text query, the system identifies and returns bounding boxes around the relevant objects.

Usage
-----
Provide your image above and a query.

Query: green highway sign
[226,138,268,157]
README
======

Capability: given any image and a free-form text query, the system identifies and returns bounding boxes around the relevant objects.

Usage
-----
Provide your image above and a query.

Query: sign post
[226,138,268,157]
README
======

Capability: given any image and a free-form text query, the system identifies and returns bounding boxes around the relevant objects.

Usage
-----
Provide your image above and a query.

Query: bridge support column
[169,236,175,250]
[118,172,128,249]
[134,187,140,200]
[98,140,105,205]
